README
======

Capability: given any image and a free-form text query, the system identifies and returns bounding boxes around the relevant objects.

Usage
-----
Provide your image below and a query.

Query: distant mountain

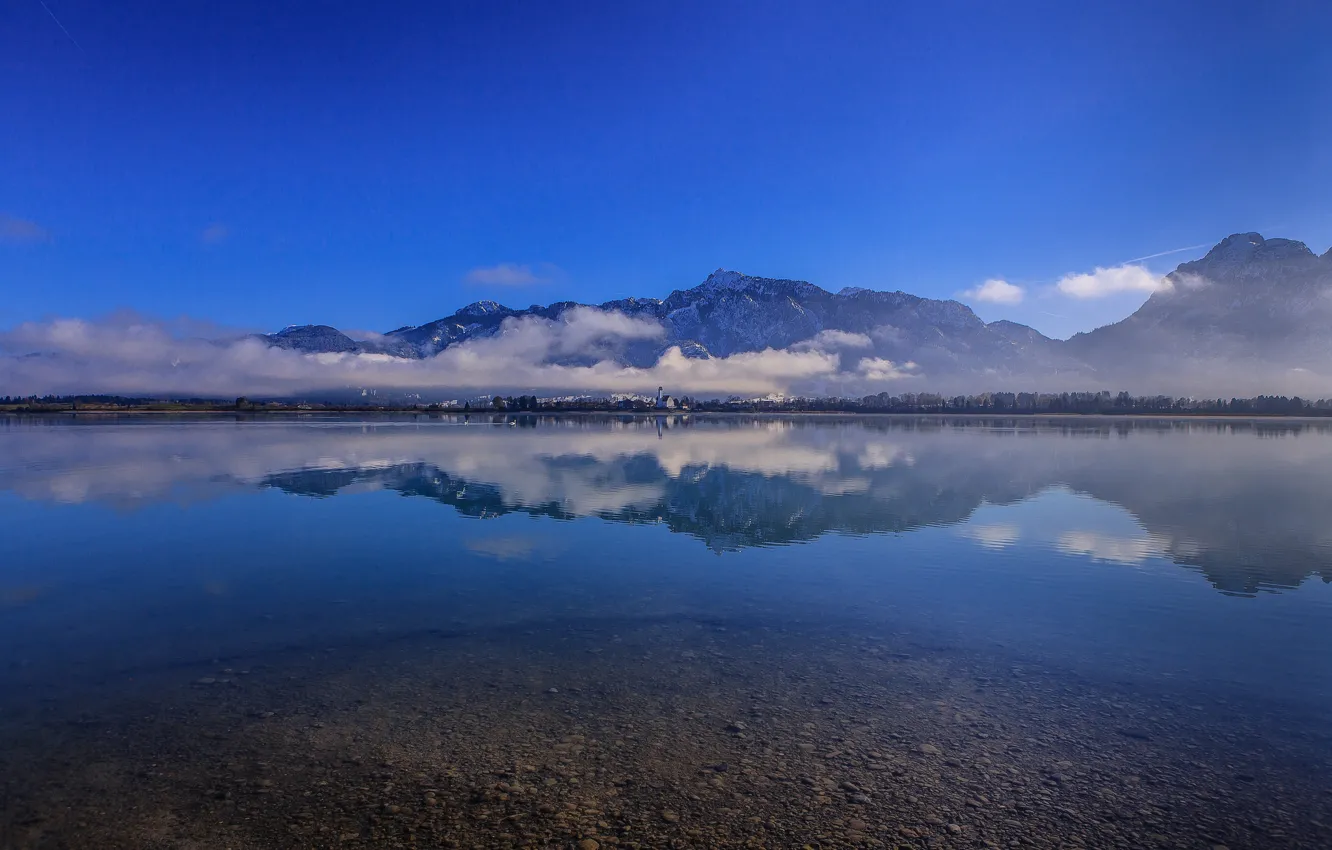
[1067,233,1332,389]
[366,268,1029,365]
[267,325,361,353]
[263,233,1332,393]
[267,268,1088,385]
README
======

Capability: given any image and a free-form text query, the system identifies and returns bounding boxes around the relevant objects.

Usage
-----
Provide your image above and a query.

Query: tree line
[839,391,1332,416]
[6,391,1332,417]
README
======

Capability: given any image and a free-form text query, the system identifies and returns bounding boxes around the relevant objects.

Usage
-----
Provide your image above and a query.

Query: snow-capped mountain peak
[260,233,1332,395]
[457,300,509,318]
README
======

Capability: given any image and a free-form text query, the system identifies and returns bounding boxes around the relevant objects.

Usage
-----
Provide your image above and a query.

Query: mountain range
[266,232,1332,394]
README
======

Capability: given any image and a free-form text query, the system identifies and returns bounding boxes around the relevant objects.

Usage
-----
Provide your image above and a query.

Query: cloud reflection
[2,416,1331,595]
[1055,531,1166,565]
[962,523,1022,550]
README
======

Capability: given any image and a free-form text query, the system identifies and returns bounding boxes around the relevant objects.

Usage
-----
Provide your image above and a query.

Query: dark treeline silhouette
[1,394,160,406]
[5,391,1332,416]
[831,391,1332,416]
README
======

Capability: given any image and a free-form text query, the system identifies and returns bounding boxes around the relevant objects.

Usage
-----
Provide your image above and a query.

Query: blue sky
[3,0,1329,339]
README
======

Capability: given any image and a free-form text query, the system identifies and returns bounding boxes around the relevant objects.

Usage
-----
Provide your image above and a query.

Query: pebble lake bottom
[0,414,1329,849]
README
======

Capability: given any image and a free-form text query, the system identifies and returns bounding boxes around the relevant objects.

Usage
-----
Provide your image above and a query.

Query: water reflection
[2,414,1331,595]
[3,415,1332,849]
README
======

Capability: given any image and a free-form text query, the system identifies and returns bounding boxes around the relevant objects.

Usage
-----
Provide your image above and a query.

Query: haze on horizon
[2,1,1330,400]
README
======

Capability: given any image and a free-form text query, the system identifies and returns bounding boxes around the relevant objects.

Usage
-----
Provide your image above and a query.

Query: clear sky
[3,0,1329,339]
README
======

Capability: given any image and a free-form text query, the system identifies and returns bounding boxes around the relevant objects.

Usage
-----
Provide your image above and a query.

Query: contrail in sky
[1122,243,1209,264]
[38,0,84,53]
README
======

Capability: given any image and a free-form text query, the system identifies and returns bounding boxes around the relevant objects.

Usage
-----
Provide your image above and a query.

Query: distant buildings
[655,386,676,409]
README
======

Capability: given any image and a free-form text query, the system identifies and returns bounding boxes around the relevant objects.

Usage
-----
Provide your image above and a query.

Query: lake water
[1,414,1330,849]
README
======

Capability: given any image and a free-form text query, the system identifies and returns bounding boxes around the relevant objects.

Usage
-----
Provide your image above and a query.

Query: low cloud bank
[5,300,1330,400]
[0,307,919,399]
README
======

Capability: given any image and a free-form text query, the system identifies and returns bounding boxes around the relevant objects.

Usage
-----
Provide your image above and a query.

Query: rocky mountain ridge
[271,269,1082,385]
[1067,233,1332,375]
[264,233,1332,392]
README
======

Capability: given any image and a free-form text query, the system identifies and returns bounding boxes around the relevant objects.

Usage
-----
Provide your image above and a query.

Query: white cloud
[1055,265,1168,299]
[856,357,919,382]
[464,263,552,286]
[961,279,1025,305]
[792,330,873,351]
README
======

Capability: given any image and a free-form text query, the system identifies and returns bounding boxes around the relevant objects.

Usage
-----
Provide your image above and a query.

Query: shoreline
[6,407,1332,422]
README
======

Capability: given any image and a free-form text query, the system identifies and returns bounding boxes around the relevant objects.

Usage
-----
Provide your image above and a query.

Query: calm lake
[1,414,1330,849]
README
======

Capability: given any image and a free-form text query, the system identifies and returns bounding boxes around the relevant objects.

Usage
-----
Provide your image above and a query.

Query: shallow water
[1,413,1330,849]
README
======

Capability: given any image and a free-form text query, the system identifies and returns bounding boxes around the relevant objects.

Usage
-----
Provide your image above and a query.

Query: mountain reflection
[3,414,1331,595]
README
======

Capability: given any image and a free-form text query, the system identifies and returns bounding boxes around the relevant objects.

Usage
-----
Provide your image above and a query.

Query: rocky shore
[2,618,1328,849]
